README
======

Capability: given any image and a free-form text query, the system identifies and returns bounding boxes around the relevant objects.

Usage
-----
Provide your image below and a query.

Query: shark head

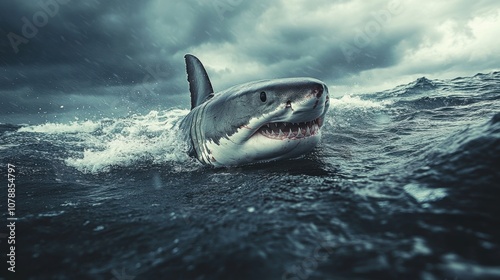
[181,54,330,167]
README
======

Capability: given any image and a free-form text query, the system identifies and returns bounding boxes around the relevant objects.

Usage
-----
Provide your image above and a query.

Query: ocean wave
[16,109,193,173]
[327,95,392,129]
[18,120,102,134]
[415,112,500,187]
[368,71,500,101]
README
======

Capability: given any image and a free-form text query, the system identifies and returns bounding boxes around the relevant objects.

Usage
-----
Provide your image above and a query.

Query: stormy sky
[1,0,499,123]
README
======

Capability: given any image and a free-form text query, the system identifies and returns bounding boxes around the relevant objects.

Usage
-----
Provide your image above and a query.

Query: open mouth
[257,118,323,140]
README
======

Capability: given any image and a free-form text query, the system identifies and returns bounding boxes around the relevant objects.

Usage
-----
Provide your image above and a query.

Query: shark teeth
[258,118,321,140]
[296,128,303,138]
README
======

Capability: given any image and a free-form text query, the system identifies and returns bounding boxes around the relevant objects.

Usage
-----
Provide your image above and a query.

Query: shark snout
[291,81,328,109]
[311,83,325,98]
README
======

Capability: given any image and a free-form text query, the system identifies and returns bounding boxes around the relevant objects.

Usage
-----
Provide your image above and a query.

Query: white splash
[19,109,193,174]
[326,95,392,129]
[330,95,392,110]
[18,120,101,134]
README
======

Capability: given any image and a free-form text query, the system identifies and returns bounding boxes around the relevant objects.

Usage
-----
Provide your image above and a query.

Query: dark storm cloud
[0,0,259,93]
[0,0,193,120]
[1,0,161,90]
[1,0,499,121]
[181,0,412,89]
[197,0,499,93]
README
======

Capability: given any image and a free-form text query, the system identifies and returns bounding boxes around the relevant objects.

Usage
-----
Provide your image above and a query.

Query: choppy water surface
[1,72,499,279]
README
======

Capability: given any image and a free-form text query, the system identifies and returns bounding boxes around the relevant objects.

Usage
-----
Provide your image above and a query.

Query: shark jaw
[256,118,323,140]
[197,81,330,167]
[225,122,324,166]
[202,107,328,167]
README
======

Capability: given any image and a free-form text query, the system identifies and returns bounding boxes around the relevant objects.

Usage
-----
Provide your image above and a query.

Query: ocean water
[1,72,499,279]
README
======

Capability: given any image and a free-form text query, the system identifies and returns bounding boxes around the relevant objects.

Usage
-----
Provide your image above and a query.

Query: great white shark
[179,54,330,167]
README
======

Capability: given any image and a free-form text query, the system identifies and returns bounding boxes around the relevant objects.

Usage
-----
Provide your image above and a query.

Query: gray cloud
[1,0,499,122]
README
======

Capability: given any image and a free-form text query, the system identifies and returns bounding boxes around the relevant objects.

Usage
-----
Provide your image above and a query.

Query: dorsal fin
[185,54,214,110]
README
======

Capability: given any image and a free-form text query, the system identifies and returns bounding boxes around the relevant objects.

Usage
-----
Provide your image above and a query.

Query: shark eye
[260,92,267,102]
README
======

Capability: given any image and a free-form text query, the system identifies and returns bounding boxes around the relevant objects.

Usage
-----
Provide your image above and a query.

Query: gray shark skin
[179,54,330,167]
